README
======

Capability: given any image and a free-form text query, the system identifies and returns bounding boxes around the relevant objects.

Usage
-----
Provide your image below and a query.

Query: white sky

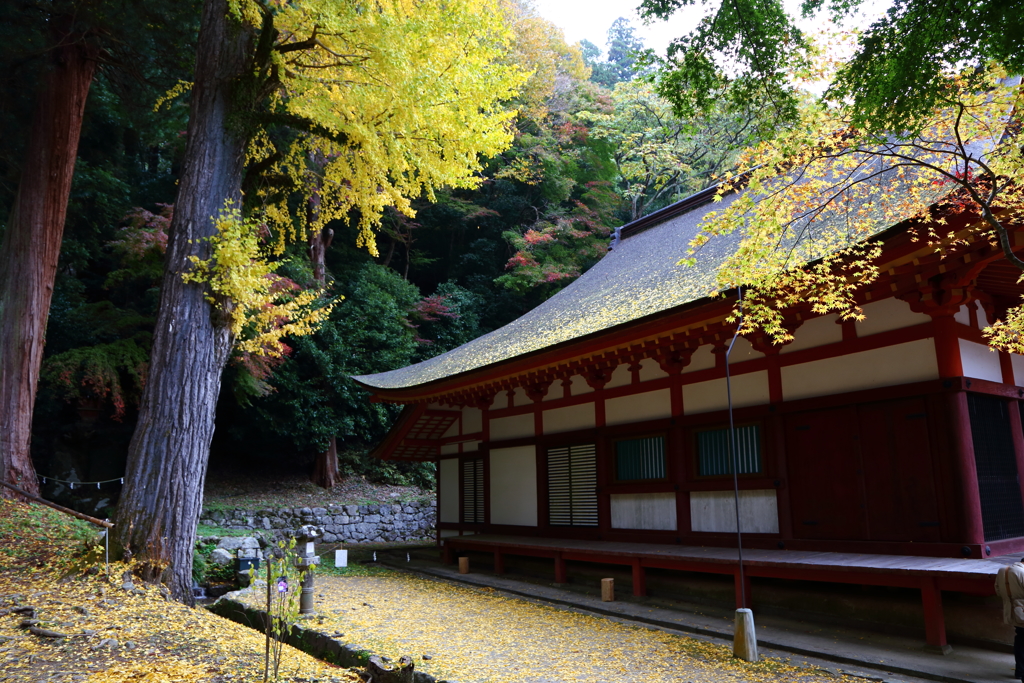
[530,0,889,58]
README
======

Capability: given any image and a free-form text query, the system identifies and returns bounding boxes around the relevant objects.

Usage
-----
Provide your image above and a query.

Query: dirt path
[286,572,859,683]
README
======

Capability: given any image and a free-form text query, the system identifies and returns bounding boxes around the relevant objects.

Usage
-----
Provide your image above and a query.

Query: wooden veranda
[442,534,1009,649]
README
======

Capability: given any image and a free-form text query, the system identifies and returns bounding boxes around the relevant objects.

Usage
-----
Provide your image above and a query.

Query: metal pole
[725,286,746,609]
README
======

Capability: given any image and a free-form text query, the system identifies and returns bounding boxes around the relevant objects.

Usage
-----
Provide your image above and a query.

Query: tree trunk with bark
[114,0,252,604]
[311,436,339,489]
[0,36,97,498]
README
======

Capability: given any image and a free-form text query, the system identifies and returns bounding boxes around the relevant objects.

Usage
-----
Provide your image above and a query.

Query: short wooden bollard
[458,557,469,574]
[601,578,615,602]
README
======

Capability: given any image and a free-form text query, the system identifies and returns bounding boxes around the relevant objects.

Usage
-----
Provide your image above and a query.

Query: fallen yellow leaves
[84,661,209,683]
[237,570,862,683]
[0,499,360,683]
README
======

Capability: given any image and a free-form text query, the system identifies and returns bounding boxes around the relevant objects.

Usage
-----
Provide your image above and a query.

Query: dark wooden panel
[785,407,866,540]
[859,398,942,542]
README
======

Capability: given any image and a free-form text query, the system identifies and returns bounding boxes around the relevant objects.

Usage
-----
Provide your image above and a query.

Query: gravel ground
[243,571,860,683]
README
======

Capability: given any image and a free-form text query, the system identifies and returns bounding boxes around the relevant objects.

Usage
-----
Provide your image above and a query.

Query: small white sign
[334,549,348,568]
[306,541,315,557]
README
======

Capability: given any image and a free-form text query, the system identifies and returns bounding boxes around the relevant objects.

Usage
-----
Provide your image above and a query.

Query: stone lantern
[295,524,320,616]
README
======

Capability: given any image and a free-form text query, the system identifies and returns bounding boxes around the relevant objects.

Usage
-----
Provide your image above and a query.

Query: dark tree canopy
[640,0,1024,136]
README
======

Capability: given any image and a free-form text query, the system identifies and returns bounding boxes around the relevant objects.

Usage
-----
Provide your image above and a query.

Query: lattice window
[547,444,598,527]
[461,458,485,524]
[697,425,762,477]
[615,436,666,481]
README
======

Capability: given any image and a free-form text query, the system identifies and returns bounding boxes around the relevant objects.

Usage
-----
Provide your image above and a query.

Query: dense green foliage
[6,7,753,504]
[639,0,1024,136]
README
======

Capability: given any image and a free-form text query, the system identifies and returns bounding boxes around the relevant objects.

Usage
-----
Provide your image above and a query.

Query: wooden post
[631,559,646,597]
[554,553,567,584]
[921,577,951,653]
[493,551,504,575]
[601,578,615,602]
[458,556,469,574]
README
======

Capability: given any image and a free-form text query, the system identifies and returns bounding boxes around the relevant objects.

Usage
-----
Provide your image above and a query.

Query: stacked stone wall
[199,500,436,543]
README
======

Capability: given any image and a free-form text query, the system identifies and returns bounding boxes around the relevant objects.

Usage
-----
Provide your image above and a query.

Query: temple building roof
[354,121,1005,394]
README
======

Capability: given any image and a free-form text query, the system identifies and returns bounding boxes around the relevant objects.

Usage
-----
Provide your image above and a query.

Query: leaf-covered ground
[0,499,360,683]
[241,571,861,683]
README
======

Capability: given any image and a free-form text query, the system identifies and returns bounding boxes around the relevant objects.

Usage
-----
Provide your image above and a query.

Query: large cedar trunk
[0,39,97,498]
[114,0,252,604]
[311,436,339,489]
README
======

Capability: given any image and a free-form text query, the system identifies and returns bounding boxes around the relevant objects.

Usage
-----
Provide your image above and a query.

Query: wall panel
[610,492,677,530]
[781,339,937,401]
[606,389,671,426]
[439,458,459,523]
[689,490,779,533]
[490,446,538,526]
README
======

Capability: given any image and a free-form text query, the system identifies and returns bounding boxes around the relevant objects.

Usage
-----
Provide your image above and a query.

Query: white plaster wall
[1013,354,1024,387]
[605,389,672,426]
[683,371,770,415]
[489,446,538,526]
[544,381,565,401]
[639,358,669,382]
[729,336,764,362]
[979,302,991,328]
[489,413,534,441]
[440,444,459,455]
[439,530,459,538]
[439,458,459,523]
[781,338,938,401]
[442,420,460,439]
[542,402,596,434]
[959,339,1003,382]
[780,314,842,354]
[570,375,594,395]
[606,364,632,388]
[463,408,482,435]
[610,492,677,530]
[954,304,971,326]
[690,490,779,533]
[489,393,506,410]
[686,345,717,372]
[512,387,532,407]
[855,297,931,337]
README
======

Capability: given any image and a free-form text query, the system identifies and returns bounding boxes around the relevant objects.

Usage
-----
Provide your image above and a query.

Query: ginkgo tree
[114,0,525,603]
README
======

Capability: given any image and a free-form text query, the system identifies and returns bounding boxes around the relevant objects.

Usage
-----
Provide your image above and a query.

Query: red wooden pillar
[554,553,567,584]
[947,391,985,546]
[933,315,964,378]
[493,550,504,575]
[632,559,646,597]
[920,577,948,648]
[442,542,453,565]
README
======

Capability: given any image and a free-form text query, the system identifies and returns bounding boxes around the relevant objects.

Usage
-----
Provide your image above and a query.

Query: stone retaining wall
[199,500,436,543]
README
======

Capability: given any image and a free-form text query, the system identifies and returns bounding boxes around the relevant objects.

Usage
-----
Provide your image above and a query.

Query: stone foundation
[200,500,436,544]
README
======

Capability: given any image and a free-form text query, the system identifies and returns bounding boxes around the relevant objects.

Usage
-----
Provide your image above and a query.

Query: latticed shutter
[462,458,485,523]
[615,436,666,480]
[697,425,761,476]
[547,444,598,527]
